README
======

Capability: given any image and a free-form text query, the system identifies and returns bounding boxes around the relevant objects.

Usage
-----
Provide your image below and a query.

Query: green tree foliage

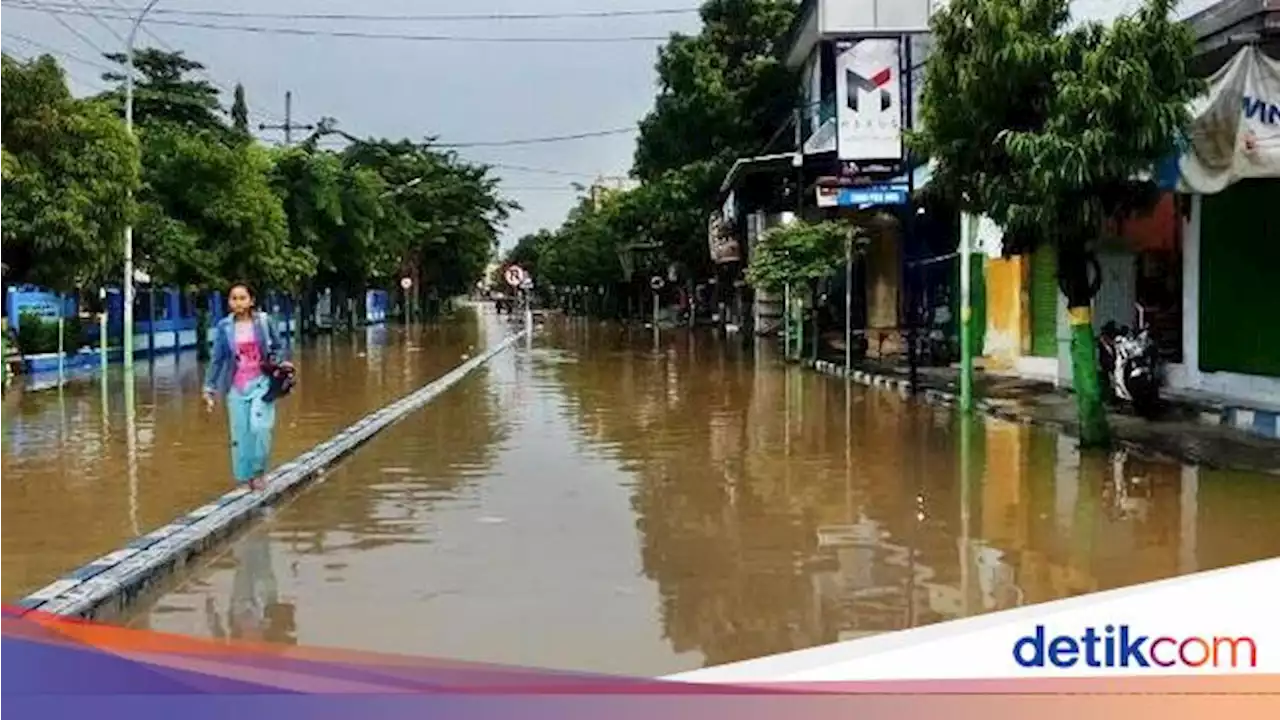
[911,0,1202,445]
[535,197,627,291]
[338,139,515,301]
[745,221,849,294]
[633,0,798,180]
[628,0,797,278]
[230,82,249,135]
[99,48,225,132]
[497,1,798,297]
[3,47,520,336]
[139,123,309,290]
[504,231,545,280]
[1,53,139,291]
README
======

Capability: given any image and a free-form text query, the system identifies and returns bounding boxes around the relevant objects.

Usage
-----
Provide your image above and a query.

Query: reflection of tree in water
[538,325,845,667]
[282,313,512,558]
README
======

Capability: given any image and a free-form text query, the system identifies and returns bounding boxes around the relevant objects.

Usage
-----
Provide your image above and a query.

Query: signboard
[816,184,909,208]
[835,38,904,163]
[817,0,937,35]
[504,265,527,288]
[707,212,741,265]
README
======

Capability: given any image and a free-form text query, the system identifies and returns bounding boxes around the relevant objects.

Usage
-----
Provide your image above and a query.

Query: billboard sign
[836,38,904,163]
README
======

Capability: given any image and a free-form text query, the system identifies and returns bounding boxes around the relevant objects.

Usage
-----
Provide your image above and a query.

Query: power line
[499,186,583,192]
[93,0,290,126]
[6,5,673,42]
[487,162,603,178]
[15,2,701,22]
[440,128,640,147]
[40,5,111,58]
[65,0,126,44]
[4,31,119,72]
[315,127,637,149]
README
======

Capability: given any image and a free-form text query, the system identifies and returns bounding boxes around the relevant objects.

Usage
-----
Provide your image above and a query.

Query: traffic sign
[650,276,665,291]
[505,265,527,288]
[400,277,413,290]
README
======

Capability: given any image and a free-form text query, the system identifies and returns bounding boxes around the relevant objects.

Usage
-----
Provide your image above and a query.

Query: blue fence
[5,286,300,378]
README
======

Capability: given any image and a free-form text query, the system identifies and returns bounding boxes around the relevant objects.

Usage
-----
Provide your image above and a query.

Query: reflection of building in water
[808,516,969,643]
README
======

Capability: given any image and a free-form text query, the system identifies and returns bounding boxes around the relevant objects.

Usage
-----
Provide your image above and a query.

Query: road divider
[16,330,528,620]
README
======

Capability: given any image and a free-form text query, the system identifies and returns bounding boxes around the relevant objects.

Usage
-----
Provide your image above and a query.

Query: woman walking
[203,283,292,491]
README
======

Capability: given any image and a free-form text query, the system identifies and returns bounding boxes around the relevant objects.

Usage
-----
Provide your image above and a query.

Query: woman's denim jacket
[202,312,289,396]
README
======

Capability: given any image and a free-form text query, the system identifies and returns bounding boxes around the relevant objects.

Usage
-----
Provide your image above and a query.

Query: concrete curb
[16,330,528,620]
[809,357,1089,437]
[804,359,1280,472]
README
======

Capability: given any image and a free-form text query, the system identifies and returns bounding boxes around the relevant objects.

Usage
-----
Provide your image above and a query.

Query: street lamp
[380,177,422,199]
[122,0,162,371]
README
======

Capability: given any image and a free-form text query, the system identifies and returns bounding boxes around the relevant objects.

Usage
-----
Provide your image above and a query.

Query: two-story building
[716,0,941,347]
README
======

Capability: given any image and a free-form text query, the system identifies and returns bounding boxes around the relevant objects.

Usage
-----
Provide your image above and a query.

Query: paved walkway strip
[16,330,528,620]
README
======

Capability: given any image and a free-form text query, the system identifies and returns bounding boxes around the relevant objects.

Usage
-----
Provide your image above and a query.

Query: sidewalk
[808,351,1280,476]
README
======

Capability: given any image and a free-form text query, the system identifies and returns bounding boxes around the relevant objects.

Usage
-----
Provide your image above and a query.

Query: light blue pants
[227,375,276,483]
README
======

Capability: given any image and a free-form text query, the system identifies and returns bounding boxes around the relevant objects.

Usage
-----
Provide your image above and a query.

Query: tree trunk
[1057,242,1110,447]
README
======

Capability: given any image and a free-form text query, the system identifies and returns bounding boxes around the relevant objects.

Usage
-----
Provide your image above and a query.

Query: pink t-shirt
[232,320,263,391]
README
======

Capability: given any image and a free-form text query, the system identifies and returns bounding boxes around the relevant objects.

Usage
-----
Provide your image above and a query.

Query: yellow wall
[982,255,1028,369]
[981,423,1028,547]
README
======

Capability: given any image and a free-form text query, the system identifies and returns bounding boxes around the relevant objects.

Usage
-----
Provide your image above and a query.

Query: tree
[137,123,310,291]
[100,48,225,132]
[910,0,1201,445]
[746,220,850,359]
[633,0,798,180]
[2,54,139,292]
[629,0,797,278]
[231,82,249,135]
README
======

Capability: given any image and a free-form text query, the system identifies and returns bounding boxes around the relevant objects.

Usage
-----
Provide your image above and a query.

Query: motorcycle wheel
[1128,377,1161,419]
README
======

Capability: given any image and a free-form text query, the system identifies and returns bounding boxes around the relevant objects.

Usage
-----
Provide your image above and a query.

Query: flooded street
[1,321,487,599]
[7,306,1280,675]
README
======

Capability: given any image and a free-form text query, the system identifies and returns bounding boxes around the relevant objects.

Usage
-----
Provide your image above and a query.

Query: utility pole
[259,91,315,146]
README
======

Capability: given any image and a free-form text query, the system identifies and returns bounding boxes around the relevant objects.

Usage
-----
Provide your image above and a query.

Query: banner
[708,213,741,265]
[835,38,903,163]
[1177,46,1280,194]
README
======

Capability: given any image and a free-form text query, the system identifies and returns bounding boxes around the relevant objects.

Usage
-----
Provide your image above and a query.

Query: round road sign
[504,265,527,288]
[400,277,413,290]
[650,276,665,291]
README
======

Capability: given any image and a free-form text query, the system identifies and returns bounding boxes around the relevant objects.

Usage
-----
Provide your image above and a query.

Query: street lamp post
[122,0,162,371]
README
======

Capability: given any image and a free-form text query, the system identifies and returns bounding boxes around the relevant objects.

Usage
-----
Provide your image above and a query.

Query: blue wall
[6,287,77,328]
[8,285,298,348]
[365,289,389,324]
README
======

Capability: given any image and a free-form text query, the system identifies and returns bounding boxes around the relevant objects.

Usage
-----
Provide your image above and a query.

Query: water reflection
[2,315,490,600]
[537,321,1280,668]
[205,522,297,645]
[106,316,1280,674]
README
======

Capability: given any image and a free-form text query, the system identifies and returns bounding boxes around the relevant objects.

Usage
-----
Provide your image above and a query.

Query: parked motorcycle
[1097,305,1160,419]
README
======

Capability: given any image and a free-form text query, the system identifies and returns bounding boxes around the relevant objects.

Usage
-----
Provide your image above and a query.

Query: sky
[1,0,1220,250]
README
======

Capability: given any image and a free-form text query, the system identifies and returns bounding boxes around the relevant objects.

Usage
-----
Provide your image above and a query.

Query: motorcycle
[1097,305,1160,419]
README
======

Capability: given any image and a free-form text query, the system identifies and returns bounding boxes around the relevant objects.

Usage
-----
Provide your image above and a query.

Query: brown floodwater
[7,306,1280,675]
[1,319,487,600]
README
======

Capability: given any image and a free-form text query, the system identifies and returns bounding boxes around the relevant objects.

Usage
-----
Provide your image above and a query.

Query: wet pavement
[1,320,488,600]
[815,350,1280,474]
[9,308,1256,675]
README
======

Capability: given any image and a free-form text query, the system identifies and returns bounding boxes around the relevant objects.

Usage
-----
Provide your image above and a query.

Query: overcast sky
[2,0,1218,249]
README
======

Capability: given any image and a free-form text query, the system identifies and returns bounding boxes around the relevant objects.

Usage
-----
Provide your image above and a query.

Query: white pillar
[1181,195,1202,390]
[1179,465,1199,575]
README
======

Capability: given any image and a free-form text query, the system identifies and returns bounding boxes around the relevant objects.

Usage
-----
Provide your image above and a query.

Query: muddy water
[110,311,1280,676]
[1,320,488,599]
